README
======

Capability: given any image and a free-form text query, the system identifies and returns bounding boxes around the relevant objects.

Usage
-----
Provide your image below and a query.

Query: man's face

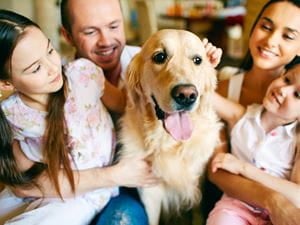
[67,0,126,73]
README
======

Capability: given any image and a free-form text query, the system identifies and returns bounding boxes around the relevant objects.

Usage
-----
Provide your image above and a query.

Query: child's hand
[203,38,222,68]
[211,152,244,174]
[114,155,160,188]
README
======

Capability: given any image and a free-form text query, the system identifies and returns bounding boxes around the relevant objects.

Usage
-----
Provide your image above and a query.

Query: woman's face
[9,26,63,104]
[249,1,300,71]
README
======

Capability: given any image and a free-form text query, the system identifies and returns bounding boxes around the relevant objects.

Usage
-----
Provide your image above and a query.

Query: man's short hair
[60,0,123,33]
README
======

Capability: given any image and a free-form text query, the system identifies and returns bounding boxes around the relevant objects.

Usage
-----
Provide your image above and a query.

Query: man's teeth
[98,49,114,56]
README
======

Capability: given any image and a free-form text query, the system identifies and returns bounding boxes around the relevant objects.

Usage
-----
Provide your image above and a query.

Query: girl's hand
[211,152,244,174]
[113,155,160,188]
[203,38,223,68]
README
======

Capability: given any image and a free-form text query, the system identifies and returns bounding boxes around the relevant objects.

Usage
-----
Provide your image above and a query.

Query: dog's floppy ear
[125,53,145,105]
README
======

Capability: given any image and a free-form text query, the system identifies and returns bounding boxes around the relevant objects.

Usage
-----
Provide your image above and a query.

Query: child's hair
[279,60,300,154]
[240,0,300,71]
[0,9,75,197]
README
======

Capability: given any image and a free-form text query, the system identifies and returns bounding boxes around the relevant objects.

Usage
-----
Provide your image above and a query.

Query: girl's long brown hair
[0,9,74,197]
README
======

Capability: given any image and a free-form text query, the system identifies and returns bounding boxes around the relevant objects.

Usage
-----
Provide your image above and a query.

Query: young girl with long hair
[0,9,157,225]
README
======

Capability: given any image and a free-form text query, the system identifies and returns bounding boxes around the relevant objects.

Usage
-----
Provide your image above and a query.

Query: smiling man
[60,0,140,87]
[60,1,148,225]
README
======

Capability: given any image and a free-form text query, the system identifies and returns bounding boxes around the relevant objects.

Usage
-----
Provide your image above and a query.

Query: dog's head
[125,29,217,141]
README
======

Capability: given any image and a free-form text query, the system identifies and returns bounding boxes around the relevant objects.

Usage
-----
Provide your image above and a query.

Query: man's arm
[102,80,126,114]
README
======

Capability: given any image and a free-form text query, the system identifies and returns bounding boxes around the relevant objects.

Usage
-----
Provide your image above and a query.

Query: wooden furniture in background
[135,0,158,44]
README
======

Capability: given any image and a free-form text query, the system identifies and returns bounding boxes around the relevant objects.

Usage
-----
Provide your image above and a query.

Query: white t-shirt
[218,66,244,102]
[120,45,140,77]
[231,104,297,179]
[119,45,140,87]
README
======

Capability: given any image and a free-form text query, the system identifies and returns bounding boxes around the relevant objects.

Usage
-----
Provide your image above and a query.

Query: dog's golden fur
[119,29,221,225]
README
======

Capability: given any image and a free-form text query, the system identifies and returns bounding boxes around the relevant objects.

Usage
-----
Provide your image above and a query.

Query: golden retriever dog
[119,29,221,225]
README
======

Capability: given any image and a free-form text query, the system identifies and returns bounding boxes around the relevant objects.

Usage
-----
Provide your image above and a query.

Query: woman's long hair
[0,9,74,197]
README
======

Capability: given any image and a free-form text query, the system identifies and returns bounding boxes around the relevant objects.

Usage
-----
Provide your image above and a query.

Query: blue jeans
[90,188,149,225]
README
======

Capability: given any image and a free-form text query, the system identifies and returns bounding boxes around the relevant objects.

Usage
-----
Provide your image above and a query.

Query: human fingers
[202,37,209,46]
[212,48,223,63]
[211,153,225,172]
[210,47,222,63]
[211,162,219,173]
[205,42,214,54]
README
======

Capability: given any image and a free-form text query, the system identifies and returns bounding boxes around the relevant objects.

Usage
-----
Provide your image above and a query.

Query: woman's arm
[209,137,300,225]
[291,148,300,183]
[212,152,300,207]
[212,92,245,128]
[242,160,300,207]
[208,129,300,225]
[101,80,126,114]
[209,121,300,225]
[208,159,300,225]
[208,116,300,225]
[11,141,158,198]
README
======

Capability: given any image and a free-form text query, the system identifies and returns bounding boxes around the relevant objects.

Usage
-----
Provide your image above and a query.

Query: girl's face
[10,26,63,104]
[249,2,300,71]
[263,64,300,122]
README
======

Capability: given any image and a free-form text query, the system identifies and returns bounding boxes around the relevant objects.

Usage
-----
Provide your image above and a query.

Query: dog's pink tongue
[164,112,193,141]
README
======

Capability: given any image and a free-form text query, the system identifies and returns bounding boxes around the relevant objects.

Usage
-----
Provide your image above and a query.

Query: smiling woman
[207,1,300,225]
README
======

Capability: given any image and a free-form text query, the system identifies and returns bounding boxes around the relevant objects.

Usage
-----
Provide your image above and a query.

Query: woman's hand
[203,38,223,68]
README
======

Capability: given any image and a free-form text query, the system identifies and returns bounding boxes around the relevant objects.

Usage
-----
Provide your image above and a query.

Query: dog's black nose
[171,84,198,108]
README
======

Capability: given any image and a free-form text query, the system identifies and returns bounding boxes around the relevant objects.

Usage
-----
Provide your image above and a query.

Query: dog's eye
[193,56,202,65]
[152,52,167,64]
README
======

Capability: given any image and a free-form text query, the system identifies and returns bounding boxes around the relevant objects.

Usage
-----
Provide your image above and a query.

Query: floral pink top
[1,58,118,209]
